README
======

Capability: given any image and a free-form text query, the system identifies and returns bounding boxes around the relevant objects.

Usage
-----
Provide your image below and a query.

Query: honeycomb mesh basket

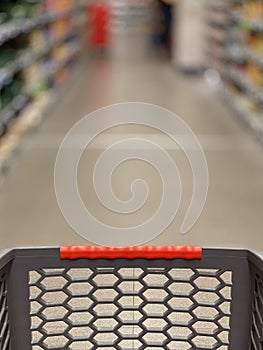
[0,246,262,350]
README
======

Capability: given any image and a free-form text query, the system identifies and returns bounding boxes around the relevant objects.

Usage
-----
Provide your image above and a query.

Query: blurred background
[0,0,263,250]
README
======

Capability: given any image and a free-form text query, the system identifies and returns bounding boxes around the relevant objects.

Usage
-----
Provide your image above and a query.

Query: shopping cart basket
[0,246,262,350]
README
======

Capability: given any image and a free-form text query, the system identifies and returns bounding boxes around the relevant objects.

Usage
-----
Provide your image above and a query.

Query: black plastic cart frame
[0,247,262,350]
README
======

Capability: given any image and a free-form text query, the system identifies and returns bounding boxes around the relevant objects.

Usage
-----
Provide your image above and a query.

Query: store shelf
[207,1,263,141]
[224,45,263,67]
[207,19,230,29]
[207,29,228,45]
[0,53,84,179]
[110,0,153,34]
[0,30,81,87]
[220,67,263,104]
[0,5,85,47]
[46,42,81,79]
[233,12,263,32]
[0,41,80,121]
[206,11,232,29]
[221,85,263,143]
[0,1,86,178]
[0,93,50,178]
[206,46,229,61]
[245,49,263,68]
[0,94,29,125]
[209,67,263,143]
[208,3,229,14]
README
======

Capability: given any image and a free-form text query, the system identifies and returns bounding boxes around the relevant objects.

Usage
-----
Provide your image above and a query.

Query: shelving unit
[110,0,153,35]
[0,92,50,178]
[207,0,263,144]
[0,0,87,177]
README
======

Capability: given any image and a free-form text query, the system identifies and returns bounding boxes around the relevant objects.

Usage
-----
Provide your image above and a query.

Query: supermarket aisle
[1,56,263,250]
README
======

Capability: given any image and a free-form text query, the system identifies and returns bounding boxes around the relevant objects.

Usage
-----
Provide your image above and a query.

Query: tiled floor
[1,53,263,251]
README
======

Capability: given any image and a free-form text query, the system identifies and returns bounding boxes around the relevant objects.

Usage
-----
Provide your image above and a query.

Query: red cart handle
[60,246,202,260]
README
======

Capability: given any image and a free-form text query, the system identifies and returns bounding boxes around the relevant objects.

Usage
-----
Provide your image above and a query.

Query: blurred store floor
[1,53,263,251]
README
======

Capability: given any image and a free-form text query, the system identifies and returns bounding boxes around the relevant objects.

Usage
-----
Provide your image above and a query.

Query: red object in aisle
[60,246,203,260]
[88,4,110,49]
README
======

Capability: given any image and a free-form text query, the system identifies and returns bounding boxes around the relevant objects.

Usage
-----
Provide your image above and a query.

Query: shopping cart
[0,246,262,349]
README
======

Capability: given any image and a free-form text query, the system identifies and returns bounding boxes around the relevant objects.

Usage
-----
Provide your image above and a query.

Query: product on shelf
[1,74,24,110]
[49,16,71,41]
[28,29,46,52]
[0,47,16,68]
[44,0,74,13]
[0,1,42,21]
[243,1,263,19]
[23,59,49,97]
